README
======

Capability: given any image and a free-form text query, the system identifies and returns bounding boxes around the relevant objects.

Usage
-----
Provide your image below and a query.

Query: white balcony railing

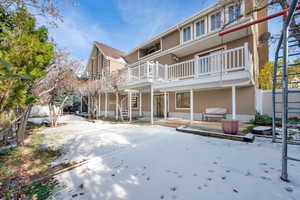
[128,61,165,82]
[167,43,249,81]
[127,43,250,84]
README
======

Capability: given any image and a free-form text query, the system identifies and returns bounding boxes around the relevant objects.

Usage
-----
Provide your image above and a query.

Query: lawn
[38,115,300,200]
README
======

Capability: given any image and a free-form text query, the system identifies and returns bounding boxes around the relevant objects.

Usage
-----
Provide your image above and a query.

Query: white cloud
[42,9,111,65]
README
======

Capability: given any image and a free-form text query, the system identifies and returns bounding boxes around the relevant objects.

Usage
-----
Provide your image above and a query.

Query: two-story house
[85,0,269,123]
[85,42,126,117]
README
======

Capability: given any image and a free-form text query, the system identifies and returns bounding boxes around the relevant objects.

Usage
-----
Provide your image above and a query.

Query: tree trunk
[53,96,69,127]
[16,104,32,146]
[49,103,55,127]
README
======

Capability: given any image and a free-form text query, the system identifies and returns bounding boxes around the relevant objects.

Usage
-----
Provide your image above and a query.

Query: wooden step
[176,126,255,143]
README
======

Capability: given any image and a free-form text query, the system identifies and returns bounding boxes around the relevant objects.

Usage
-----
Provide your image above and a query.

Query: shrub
[250,112,272,125]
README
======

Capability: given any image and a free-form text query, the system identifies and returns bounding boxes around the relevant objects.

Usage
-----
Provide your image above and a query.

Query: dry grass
[0,128,64,199]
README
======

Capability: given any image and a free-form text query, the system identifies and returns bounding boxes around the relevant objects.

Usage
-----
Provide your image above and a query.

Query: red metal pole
[219,4,300,36]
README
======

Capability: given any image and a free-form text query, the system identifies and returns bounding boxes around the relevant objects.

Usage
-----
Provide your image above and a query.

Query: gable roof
[95,42,125,59]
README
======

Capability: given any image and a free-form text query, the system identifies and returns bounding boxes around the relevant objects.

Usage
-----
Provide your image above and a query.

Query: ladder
[118,93,138,120]
[272,0,300,182]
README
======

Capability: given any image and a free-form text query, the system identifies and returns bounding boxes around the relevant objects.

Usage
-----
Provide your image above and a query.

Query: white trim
[175,91,191,110]
[139,49,162,60]
[194,45,227,58]
[208,9,225,32]
[124,2,220,56]
[106,56,127,64]
[181,24,194,44]
[225,0,245,24]
[194,16,207,39]
[126,16,251,67]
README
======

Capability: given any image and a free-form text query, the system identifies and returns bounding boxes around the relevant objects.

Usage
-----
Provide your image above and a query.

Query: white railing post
[165,64,168,80]
[164,91,167,120]
[150,85,154,124]
[147,62,150,79]
[194,58,198,79]
[139,91,142,117]
[244,42,250,71]
[139,63,142,80]
[156,61,159,80]
[128,91,132,122]
[105,92,108,118]
[98,94,101,117]
[128,68,131,82]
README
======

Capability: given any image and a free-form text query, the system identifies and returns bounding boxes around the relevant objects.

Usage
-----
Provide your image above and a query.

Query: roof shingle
[95,42,124,59]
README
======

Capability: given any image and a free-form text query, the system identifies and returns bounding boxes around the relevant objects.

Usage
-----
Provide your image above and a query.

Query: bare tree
[33,50,81,126]
[0,0,77,24]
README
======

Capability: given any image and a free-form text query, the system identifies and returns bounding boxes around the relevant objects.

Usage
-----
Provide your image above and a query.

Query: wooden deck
[154,118,249,133]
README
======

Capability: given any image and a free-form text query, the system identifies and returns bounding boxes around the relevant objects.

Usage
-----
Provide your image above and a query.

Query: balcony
[126,43,251,89]
[127,61,166,86]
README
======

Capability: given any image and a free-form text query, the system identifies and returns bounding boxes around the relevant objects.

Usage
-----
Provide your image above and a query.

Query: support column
[115,92,119,120]
[80,96,83,113]
[190,89,194,123]
[164,91,167,120]
[105,92,108,118]
[128,91,132,122]
[139,91,142,117]
[150,85,154,124]
[232,86,236,120]
[87,96,90,117]
[98,93,101,117]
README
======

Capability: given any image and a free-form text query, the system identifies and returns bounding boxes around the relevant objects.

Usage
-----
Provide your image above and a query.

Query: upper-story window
[228,4,241,22]
[195,19,206,37]
[210,12,222,31]
[182,26,192,43]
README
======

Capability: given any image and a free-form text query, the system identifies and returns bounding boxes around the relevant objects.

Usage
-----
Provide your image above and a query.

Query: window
[210,12,222,31]
[182,26,192,43]
[195,19,205,37]
[176,92,190,109]
[228,4,241,22]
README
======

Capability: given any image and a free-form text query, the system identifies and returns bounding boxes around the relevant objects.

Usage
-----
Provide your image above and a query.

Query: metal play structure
[220,0,300,182]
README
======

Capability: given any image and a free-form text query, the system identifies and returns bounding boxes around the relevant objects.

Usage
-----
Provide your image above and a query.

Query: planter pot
[221,120,239,135]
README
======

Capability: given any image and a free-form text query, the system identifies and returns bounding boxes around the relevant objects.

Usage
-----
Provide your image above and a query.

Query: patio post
[190,89,194,122]
[98,93,101,118]
[139,91,142,117]
[115,92,118,120]
[80,95,83,113]
[151,85,154,124]
[105,92,108,118]
[128,91,132,122]
[232,86,237,120]
[164,91,167,120]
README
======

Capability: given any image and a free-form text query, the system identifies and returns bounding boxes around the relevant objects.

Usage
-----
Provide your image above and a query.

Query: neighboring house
[84,42,126,116]
[86,42,126,80]
[85,0,269,123]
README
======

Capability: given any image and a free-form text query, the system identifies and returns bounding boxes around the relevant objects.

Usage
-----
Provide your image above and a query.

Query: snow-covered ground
[40,116,300,200]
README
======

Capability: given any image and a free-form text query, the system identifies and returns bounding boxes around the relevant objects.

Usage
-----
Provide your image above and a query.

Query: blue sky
[44,0,281,64]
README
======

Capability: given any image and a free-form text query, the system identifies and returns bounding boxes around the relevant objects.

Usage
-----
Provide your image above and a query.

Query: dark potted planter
[221,119,239,135]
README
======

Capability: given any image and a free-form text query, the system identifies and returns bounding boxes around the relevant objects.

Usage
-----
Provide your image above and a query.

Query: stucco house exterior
[85,0,269,123]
